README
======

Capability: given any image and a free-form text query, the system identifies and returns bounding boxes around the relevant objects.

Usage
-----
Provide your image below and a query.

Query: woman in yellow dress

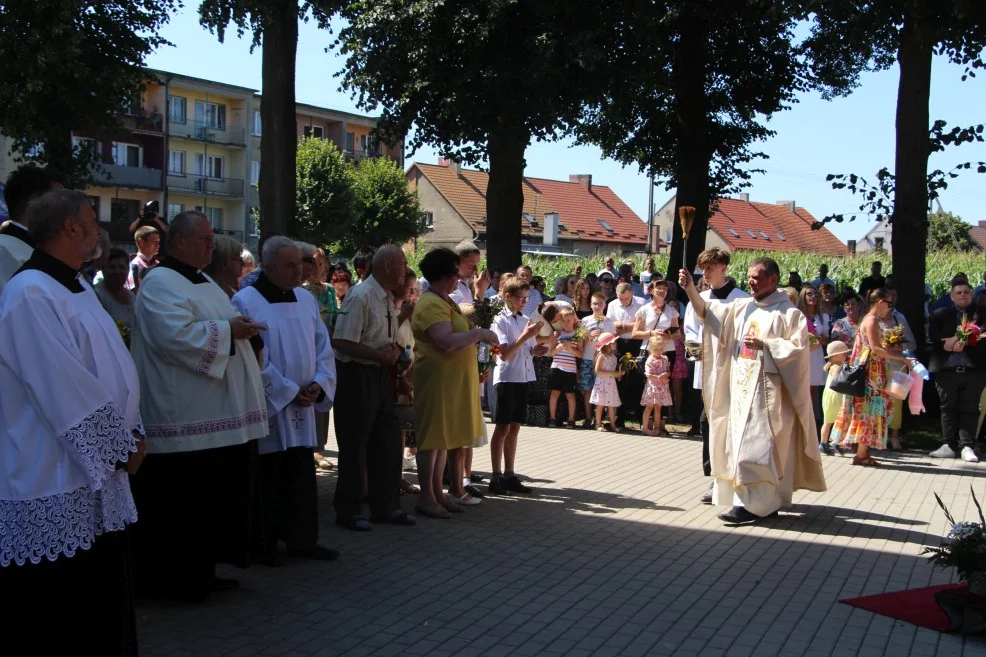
[412,248,498,519]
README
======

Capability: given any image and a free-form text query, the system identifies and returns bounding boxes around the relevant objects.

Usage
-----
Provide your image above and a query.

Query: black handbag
[829,353,869,397]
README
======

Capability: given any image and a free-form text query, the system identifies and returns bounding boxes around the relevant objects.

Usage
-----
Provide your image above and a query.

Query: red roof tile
[970,223,986,251]
[752,202,847,256]
[409,162,648,245]
[704,197,846,255]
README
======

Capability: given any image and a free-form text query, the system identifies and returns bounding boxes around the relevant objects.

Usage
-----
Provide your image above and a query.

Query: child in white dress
[590,332,623,432]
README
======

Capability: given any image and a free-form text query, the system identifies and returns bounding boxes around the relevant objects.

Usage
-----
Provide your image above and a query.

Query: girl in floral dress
[591,333,623,432]
[641,335,673,436]
[830,288,910,466]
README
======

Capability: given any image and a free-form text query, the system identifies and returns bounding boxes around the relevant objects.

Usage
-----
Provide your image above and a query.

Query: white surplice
[232,285,336,455]
[683,285,749,390]
[133,265,267,454]
[0,223,33,292]
[702,290,827,516]
[0,266,141,567]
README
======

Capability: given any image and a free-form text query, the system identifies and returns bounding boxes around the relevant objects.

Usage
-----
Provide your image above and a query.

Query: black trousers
[701,404,711,476]
[253,447,319,561]
[0,530,138,655]
[935,370,986,450]
[616,339,644,424]
[332,361,402,519]
[130,441,255,598]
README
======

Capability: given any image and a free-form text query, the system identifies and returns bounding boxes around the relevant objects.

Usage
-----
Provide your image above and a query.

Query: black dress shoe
[505,475,532,494]
[717,506,777,524]
[700,491,713,505]
[464,484,486,498]
[686,426,701,436]
[469,473,485,483]
[488,475,510,495]
[287,544,340,561]
[209,577,240,592]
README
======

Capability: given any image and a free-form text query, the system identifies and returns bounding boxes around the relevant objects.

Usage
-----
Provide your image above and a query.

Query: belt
[953,367,973,373]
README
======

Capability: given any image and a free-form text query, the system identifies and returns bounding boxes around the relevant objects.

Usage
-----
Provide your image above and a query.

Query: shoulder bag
[829,338,869,397]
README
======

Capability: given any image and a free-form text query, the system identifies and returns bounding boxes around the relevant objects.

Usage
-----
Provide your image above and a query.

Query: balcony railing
[169,120,246,146]
[92,165,164,190]
[344,149,384,162]
[167,174,244,198]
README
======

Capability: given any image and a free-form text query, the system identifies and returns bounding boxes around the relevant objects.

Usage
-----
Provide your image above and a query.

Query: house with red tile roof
[406,160,654,256]
[653,194,847,257]
[970,221,986,252]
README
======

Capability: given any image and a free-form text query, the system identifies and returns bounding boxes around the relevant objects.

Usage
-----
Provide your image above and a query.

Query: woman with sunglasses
[798,285,829,441]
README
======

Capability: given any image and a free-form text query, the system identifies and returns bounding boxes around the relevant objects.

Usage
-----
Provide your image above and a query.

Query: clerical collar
[0,220,35,248]
[710,278,737,300]
[158,256,208,284]
[253,271,297,304]
[17,248,84,293]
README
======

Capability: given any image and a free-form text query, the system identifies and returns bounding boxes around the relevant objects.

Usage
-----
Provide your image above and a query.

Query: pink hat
[596,332,617,349]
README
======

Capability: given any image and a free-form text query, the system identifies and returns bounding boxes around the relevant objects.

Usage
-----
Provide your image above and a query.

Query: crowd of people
[0,163,982,653]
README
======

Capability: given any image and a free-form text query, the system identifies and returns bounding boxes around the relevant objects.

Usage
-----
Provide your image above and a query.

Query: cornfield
[405,247,984,297]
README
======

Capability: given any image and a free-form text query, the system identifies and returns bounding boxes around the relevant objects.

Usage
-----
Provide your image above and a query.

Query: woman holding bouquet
[831,288,909,466]
[412,248,498,517]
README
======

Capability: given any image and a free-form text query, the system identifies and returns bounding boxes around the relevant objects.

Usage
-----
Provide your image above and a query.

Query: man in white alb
[683,248,749,504]
[0,165,62,291]
[233,237,339,563]
[679,257,826,524]
[0,190,145,653]
[131,211,268,601]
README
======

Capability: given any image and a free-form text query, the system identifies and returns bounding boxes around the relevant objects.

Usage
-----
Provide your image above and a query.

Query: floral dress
[590,353,621,407]
[831,326,893,449]
[641,355,673,406]
[672,339,688,378]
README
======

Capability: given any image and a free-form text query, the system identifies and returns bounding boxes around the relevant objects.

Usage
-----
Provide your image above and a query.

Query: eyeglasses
[805,292,818,298]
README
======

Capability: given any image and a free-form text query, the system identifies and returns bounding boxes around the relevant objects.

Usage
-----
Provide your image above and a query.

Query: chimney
[979,220,986,228]
[739,193,750,202]
[454,160,462,177]
[438,157,451,167]
[543,213,559,247]
[569,174,592,192]
[777,200,796,212]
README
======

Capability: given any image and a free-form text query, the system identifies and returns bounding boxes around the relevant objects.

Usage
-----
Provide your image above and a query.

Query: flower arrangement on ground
[922,487,986,592]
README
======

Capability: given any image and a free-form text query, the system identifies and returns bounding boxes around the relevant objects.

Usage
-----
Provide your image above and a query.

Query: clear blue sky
[148,6,986,242]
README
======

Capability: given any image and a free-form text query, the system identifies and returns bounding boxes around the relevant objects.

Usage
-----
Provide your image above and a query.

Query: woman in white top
[632,279,682,422]
[798,285,829,425]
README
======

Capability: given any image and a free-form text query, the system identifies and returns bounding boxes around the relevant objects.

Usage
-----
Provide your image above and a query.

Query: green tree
[804,0,986,345]
[346,156,427,255]
[0,1,177,184]
[573,1,806,277]
[337,0,610,273]
[295,137,354,248]
[199,1,337,236]
[927,211,981,251]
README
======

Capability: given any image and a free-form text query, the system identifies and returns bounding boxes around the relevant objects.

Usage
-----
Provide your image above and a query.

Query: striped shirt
[551,331,579,373]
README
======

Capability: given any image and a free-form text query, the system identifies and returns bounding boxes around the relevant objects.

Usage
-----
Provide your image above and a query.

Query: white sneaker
[961,447,980,463]
[929,444,957,459]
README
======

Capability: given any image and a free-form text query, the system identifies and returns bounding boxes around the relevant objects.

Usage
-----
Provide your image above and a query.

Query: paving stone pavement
[139,420,986,657]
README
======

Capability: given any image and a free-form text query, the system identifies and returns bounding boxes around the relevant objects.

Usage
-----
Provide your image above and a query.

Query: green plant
[922,487,986,582]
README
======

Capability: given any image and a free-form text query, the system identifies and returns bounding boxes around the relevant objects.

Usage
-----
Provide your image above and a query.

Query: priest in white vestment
[0,165,62,291]
[131,211,268,601]
[0,190,144,653]
[679,257,826,524]
[232,237,338,563]
[682,248,749,504]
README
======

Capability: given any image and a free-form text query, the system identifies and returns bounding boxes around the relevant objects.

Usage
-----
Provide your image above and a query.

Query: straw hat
[596,332,618,349]
[825,340,850,359]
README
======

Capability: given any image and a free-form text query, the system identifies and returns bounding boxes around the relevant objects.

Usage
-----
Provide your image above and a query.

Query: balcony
[168,174,244,198]
[169,120,246,146]
[343,149,384,163]
[92,164,164,190]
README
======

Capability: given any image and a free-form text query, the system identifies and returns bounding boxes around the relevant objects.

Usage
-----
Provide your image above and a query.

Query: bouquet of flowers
[617,352,638,372]
[922,487,986,589]
[115,320,131,349]
[473,296,505,330]
[955,319,982,347]
[808,333,820,347]
[478,343,501,376]
[561,326,588,343]
[882,324,905,348]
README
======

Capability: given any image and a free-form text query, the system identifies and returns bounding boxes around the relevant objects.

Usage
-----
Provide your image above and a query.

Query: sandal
[414,503,451,520]
[852,456,881,467]
[547,419,558,428]
[567,421,578,430]
[597,425,611,433]
[399,479,421,495]
[440,495,465,513]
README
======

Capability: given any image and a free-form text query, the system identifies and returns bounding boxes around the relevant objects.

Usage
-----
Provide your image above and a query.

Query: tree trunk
[890,15,933,349]
[665,7,711,283]
[485,129,528,273]
[258,0,299,237]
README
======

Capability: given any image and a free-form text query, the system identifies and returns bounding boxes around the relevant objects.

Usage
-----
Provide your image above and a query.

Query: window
[195,100,226,130]
[169,96,187,124]
[775,231,786,241]
[73,137,98,156]
[759,231,771,240]
[874,237,885,250]
[598,219,614,232]
[727,227,741,238]
[194,153,224,179]
[196,206,223,231]
[523,213,538,227]
[252,110,262,136]
[112,142,142,168]
[424,211,434,228]
[250,160,260,186]
[345,132,355,153]
[167,203,184,221]
[745,229,757,239]
[169,150,185,175]
[360,134,368,153]
[303,125,324,139]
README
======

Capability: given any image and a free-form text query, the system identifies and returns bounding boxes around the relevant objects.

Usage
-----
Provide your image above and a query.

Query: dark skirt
[0,530,138,655]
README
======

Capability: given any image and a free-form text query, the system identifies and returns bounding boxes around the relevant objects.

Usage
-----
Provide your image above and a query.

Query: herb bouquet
[922,487,986,595]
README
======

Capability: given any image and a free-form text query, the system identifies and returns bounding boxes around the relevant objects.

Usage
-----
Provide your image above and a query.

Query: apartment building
[0,69,402,248]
